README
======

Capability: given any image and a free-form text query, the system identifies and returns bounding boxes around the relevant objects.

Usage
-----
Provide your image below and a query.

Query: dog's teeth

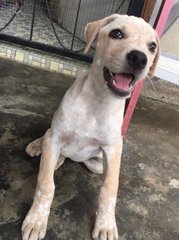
[113,80,116,85]
[109,71,114,78]
[112,73,115,78]
[108,70,116,80]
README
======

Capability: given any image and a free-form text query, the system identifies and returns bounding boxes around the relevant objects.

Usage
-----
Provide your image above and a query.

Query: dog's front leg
[92,140,122,240]
[22,129,60,240]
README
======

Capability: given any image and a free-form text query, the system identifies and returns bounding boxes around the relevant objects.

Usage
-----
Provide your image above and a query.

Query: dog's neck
[67,62,126,116]
[76,64,126,116]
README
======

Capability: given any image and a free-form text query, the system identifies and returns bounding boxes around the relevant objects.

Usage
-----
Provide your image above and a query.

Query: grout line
[0,41,90,77]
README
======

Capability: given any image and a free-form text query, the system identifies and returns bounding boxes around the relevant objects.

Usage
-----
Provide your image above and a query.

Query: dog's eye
[109,29,123,39]
[148,42,157,52]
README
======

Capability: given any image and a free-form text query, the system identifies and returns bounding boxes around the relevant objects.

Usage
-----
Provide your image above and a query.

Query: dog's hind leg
[26,131,48,157]
[55,155,65,170]
[84,151,104,174]
[26,129,65,171]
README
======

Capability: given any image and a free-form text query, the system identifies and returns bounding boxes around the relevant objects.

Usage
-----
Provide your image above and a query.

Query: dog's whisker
[146,75,156,91]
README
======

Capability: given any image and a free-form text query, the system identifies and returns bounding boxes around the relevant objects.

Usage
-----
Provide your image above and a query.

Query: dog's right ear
[84,14,118,54]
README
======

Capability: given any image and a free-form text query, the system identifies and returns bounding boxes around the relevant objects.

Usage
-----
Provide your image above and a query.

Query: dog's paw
[21,211,48,240]
[92,213,118,240]
[26,138,42,157]
[84,154,104,174]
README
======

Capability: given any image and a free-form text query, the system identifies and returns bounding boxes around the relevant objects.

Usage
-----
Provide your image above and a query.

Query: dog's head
[84,14,160,98]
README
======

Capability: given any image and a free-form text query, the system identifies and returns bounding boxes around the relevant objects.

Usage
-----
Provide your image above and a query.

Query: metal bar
[70,0,82,51]
[115,0,126,13]
[45,0,84,52]
[30,0,37,41]
[0,33,93,63]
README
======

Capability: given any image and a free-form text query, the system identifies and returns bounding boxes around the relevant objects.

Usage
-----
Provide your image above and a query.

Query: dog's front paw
[21,210,48,240]
[92,212,118,240]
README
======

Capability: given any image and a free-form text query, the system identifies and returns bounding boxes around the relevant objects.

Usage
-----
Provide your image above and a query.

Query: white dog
[21,14,160,240]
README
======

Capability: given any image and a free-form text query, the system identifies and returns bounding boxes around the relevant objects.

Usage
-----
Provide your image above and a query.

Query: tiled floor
[0,41,90,77]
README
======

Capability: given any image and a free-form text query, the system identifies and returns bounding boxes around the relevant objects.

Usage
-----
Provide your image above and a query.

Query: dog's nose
[127,50,147,70]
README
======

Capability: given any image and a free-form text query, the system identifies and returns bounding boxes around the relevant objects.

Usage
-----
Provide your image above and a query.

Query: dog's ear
[84,14,118,54]
[149,34,160,77]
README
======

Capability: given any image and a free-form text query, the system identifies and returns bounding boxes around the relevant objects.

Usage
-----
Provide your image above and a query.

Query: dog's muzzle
[103,67,135,97]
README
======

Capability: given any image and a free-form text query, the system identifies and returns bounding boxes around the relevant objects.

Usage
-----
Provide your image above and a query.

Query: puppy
[21,14,160,240]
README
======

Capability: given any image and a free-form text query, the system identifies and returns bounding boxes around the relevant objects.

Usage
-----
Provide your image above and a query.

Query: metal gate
[0,0,146,62]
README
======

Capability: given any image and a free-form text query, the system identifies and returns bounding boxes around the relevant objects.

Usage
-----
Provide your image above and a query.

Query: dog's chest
[53,93,124,161]
[59,113,120,161]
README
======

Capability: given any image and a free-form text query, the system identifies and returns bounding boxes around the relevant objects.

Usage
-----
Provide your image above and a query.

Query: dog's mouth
[103,67,135,97]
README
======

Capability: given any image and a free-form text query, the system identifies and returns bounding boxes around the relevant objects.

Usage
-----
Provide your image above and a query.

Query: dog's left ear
[84,14,118,54]
[149,34,161,77]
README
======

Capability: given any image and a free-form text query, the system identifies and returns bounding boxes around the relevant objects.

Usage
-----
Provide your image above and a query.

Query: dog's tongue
[114,73,132,91]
